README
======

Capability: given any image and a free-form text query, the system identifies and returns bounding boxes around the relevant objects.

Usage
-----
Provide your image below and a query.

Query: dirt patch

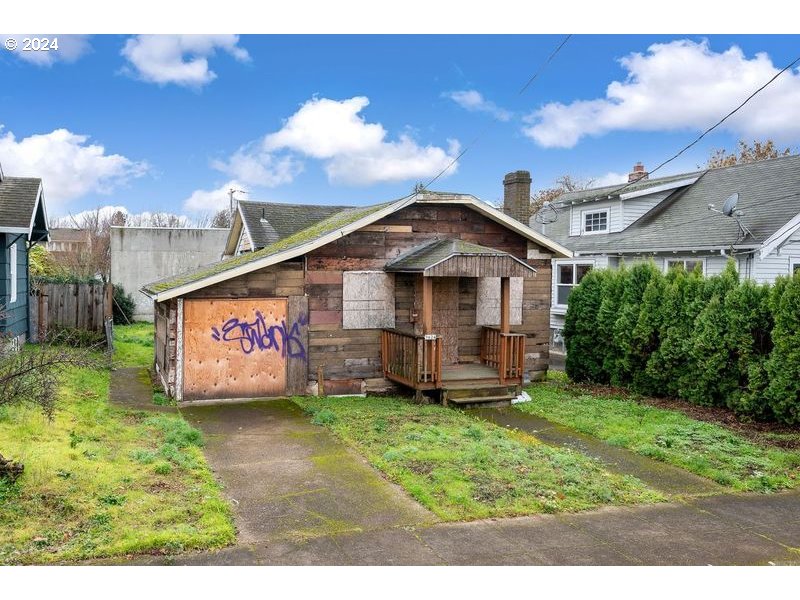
[561,382,800,450]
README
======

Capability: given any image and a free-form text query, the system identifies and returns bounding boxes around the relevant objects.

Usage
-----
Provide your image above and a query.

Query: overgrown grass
[294,396,663,521]
[519,382,800,492]
[0,364,234,564]
[113,323,154,368]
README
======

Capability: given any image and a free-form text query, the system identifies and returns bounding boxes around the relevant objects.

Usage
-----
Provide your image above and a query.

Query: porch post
[500,276,510,334]
[422,275,433,334]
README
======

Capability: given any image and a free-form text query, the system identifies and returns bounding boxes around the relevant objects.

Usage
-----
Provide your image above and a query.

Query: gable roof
[532,154,800,255]
[0,176,49,241]
[144,190,571,302]
[385,238,537,278]
[224,199,353,255]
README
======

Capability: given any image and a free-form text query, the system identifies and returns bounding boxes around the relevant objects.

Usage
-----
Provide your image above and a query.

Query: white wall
[622,190,671,228]
[752,232,800,284]
[111,227,230,321]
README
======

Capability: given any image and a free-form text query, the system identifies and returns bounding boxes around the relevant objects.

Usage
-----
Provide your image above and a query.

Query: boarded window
[475,277,523,326]
[343,271,395,329]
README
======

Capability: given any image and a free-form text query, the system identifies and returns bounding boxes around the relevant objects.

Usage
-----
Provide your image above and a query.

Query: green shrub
[312,408,337,425]
[112,286,137,325]
[564,269,607,382]
[562,259,800,425]
[765,273,800,424]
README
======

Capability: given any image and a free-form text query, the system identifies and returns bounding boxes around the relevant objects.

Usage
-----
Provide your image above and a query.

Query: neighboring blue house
[0,163,50,344]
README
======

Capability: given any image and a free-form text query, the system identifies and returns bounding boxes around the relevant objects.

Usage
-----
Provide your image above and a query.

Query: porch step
[447,394,517,405]
[442,382,519,408]
[444,384,517,400]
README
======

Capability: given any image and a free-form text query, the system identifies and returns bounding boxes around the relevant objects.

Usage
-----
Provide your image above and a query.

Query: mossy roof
[142,201,397,296]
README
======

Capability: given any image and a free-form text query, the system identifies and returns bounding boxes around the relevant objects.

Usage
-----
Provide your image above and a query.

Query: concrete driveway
[148,398,800,566]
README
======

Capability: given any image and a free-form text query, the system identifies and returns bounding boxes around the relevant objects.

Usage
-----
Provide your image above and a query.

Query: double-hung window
[557,263,592,306]
[581,209,609,234]
[665,258,704,275]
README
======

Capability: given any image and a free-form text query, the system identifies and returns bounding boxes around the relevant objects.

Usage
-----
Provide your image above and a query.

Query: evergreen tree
[631,268,667,394]
[609,261,659,386]
[682,261,740,406]
[725,280,773,419]
[595,266,624,384]
[564,269,607,382]
[765,273,800,425]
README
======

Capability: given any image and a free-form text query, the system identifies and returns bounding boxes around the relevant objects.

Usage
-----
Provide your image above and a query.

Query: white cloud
[120,34,250,87]
[524,39,800,148]
[444,89,512,121]
[0,126,148,211]
[211,144,302,187]
[214,96,460,188]
[3,34,91,66]
[182,180,244,213]
[592,171,628,187]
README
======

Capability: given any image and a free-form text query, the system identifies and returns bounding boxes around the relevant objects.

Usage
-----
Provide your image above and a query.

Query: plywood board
[432,277,459,364]
[183,298,288,400]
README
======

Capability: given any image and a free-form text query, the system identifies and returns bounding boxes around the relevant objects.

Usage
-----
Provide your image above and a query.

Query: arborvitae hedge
[563,259,800,425]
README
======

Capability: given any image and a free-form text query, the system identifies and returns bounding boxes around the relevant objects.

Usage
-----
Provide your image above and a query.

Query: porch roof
[384,238,537,278]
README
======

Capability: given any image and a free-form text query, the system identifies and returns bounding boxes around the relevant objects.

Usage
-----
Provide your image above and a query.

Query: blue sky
[1,34,799,219]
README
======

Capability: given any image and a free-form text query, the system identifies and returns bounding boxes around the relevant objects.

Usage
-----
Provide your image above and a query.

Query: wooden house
[142,171,571,406]
[0,164,50,345]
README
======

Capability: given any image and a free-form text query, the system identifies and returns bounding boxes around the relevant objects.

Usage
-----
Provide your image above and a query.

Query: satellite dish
[722,193,739,217]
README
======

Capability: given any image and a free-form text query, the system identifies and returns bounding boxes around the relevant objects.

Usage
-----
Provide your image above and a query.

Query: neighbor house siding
[621,191,673,228]
[569,200,621,236]
[752,233,800,284]
[0,232,30,342]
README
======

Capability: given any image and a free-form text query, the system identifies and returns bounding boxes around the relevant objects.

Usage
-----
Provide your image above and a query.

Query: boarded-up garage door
[183,299,288,400]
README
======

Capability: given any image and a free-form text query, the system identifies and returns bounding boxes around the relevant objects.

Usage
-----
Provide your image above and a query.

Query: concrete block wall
[110,227,230,321]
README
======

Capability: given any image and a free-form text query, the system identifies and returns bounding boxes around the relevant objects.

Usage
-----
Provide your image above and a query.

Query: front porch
[379,239,533,407]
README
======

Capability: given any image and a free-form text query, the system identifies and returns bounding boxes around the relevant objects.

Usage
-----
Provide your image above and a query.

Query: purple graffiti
[211,311,308,360]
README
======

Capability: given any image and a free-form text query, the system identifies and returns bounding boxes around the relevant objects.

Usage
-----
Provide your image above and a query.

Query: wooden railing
[480,327,526,384]
[381,329,442,388]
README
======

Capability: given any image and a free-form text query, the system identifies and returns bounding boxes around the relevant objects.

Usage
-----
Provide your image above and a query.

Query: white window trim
[554,259,595,309]
[580,208,610,235]
[663,257,706,275]
[791,260,800,275]
[9,242,17,305]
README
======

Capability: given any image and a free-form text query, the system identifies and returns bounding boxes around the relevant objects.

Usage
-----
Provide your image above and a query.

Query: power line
[600,52,800,199]
[423,34,573,190]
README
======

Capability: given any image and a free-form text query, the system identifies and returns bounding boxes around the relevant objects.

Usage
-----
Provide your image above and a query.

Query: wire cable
[423,34,573,190]
[597,52,800,200]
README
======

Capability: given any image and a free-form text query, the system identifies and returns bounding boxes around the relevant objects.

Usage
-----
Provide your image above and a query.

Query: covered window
[556,263,592,305]
[582,209,609,234]
[792,261,800,275]
[342,271,395,329]
[665,258,704,275]
[9,243,17,304]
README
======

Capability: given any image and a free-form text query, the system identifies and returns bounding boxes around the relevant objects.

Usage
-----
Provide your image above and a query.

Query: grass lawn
[294,396,663,521]
[519,379,800,493]
[0,352,234,564]
[113,322,154,368]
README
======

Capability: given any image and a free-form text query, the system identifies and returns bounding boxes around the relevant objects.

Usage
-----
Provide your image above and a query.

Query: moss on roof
[143,200,398,295]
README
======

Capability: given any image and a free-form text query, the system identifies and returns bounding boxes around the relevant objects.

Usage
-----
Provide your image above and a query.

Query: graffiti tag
[211,311,308,360]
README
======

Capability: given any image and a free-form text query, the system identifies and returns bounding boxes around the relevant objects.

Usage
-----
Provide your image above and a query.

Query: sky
[1,34,800,220]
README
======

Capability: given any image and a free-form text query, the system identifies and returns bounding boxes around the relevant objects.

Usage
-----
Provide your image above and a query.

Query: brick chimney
[503,170,532,225]
[628,162,648,183]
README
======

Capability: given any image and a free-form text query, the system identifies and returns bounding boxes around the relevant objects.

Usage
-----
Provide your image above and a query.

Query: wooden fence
[30,283,113,341]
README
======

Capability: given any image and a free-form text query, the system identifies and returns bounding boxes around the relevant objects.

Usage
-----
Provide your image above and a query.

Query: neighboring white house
[531,156,800,351]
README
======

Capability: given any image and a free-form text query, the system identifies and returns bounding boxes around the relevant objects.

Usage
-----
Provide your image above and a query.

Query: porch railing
[480,327,526,384]
[381,329,442,388]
